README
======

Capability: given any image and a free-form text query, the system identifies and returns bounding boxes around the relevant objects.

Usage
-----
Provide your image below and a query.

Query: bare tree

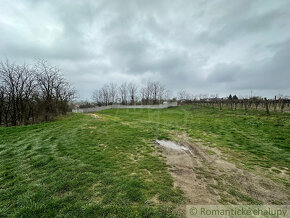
[0,85,4,125]
[0,59,74,126]
[109,83,118,104]
[128,82,138,105]
[157,83,167,103]
[92,81,168,106]
[101,84,110,105]
[119,82,128,105]
[0,60,23,125]
[151,82,161,104]
[140,87,146,104]
[35,60,62,120]
[144,81,153,104]
[92,90,100,105]
[177,90,190,101]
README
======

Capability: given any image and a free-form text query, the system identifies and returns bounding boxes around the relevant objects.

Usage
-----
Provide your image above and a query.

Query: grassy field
[0,106,289,217]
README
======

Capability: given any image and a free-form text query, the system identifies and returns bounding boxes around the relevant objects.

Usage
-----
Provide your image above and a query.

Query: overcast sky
[1,0,289,100]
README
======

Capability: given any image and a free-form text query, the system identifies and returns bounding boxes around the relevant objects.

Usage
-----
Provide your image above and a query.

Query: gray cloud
[0,0,289,99]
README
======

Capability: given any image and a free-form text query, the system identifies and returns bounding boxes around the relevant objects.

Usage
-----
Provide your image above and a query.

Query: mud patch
[156,140,189,151]
[155,136,289,206]
[156,139,218,205]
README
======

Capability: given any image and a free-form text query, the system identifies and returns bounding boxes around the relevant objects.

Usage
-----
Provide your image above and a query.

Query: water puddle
[156,140,189,151]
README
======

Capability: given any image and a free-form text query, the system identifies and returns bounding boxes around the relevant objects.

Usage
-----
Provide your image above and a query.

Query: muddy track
[156,136,289,207]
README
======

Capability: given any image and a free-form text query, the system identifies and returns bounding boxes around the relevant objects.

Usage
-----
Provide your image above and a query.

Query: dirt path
[156,139,219,205]
[156,135,289,206]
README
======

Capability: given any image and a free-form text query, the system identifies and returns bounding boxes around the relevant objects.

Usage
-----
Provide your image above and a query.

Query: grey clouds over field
[0,0,290,99]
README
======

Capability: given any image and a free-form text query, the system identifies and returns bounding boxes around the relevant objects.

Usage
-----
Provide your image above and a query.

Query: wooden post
[264,98,269,115]
[244,99,248,114]
[281,99,285,113]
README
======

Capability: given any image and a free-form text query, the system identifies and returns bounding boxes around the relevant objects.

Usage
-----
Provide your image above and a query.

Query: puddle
[90,114,99,118]
[156,140,189,151]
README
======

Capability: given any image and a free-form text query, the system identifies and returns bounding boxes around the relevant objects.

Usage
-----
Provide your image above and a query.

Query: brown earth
[155,134,289,207]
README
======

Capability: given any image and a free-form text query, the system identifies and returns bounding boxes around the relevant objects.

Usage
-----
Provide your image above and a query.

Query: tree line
[88,85,290,115]
[0,59,75,126]
[92,81,168,106]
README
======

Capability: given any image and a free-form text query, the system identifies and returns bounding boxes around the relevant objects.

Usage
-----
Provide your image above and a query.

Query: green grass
[0,106,289,217]
[101,105,290,170]
[0,114,182,217]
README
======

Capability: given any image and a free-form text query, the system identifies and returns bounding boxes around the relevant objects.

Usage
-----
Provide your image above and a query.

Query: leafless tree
[119,82,128,105]
[92,90,100,105]
[0,85,4,125]
[0,59,74,126]
[92,85,110,106]
[177,90,190,101]
[158,85,166,103]
[128,82,138,105]
[144,81,153,104]
[109,83,118,104]
[93,81,168,105]
[140,87,146,104]
[35,60,64,120]
[0,60,24,125]
[101,84,110,105]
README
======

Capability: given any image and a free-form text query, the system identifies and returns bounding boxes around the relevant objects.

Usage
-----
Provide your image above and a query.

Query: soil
[156,135,289,207]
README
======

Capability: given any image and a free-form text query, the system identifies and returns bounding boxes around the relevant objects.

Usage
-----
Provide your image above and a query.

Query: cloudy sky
[1,0,289,99]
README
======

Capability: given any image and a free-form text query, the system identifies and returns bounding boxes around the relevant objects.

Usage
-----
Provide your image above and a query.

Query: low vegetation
[0,106,289,216]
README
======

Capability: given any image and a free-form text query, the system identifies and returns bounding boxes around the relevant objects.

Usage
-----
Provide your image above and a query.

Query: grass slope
[0,106,289,217]
[0,114,182,217]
